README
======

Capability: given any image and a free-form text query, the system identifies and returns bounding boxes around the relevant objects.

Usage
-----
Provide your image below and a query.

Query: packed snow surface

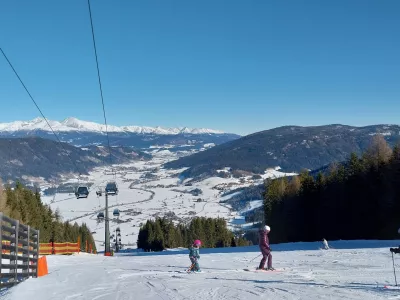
[239,200,264,214]
[4,240,400,300]
[0,117,225,135]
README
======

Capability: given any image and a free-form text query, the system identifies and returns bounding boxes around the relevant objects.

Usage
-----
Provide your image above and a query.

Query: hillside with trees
[0,181,96,251]
[137,217,250,251]
[264,135,400,244]
[165,124,400,178]
[0,137,150,184]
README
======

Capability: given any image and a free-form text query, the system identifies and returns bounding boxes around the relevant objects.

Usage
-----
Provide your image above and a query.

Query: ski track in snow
[5,242,400,300]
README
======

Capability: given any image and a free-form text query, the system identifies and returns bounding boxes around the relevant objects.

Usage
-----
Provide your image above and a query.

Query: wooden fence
[0,212,40,288]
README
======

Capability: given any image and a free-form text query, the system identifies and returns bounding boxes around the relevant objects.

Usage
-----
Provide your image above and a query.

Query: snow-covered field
[4,240,400,299]
[40,152,295,251]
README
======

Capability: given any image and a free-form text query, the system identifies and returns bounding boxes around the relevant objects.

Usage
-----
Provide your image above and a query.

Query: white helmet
[264,225,271,232]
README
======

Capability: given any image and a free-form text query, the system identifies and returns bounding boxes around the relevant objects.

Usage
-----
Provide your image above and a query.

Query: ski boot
[390,247,400,254]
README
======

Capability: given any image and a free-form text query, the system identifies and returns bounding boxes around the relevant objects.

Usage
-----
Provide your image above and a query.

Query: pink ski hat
[193,239,202,246]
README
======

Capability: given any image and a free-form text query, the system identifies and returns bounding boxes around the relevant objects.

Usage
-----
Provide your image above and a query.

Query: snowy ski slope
[4,240,400,300]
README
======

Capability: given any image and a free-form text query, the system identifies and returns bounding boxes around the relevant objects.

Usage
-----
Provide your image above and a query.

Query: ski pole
[249,254,262,263]
[392,251,398,286]
[246,254,262,268]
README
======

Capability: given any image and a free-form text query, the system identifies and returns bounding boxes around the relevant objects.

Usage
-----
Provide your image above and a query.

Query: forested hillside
[0,181,96,251]
[264,135,400,243]
[165,124,400,178]
[0,137,150,183]
[137,217,250,251]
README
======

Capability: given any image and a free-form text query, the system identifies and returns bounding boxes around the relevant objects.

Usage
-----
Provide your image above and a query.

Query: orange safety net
[2,240,84,255]
[39,242,80,255]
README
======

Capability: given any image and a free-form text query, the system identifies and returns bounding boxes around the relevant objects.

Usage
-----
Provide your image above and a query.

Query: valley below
[40,149,294,250]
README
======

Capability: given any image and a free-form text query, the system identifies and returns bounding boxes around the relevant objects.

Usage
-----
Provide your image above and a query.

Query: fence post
[14,219,19,282]
[36,230,40,278]
[0,212,3,264]
[27,225,31,276]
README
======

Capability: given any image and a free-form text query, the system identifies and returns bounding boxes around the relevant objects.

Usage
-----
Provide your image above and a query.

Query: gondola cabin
[105,181,118,195]
[75,186,89,199]
[97,212,105,220]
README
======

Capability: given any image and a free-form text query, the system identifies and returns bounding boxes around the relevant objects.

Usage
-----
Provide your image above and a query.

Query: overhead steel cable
[0,47,83,177]
[86,0,114,173]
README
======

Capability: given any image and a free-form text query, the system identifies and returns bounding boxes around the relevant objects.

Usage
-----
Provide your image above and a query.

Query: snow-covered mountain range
[0,117,240,149]
[0,117,225,135]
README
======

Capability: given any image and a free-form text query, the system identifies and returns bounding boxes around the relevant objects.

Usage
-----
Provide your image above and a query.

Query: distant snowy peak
[0,117,225,135]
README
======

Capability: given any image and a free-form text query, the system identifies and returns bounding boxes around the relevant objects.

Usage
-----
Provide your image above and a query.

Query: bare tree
[365,135,393,165]
[287,176,301,196]
[0,179,10,215]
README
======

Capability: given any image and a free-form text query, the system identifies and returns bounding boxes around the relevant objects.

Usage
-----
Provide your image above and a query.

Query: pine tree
[230,236,237,247]
[163,220,176,249]
[137,224,149,251]
[204,218,216,248]
[152,219,165,251]
[348,152,363,177]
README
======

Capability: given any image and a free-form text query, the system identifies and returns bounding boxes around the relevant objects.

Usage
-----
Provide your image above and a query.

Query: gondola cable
[86,0,113,170]
[1,47,88,194]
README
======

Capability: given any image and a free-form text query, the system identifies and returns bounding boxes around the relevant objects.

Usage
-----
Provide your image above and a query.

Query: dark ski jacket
[189,246,200,259]
[259,229,271,253]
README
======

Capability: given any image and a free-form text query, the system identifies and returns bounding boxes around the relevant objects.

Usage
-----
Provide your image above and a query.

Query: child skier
[188,239,201,272]
[258,225,274,271]
[322,238,330,250]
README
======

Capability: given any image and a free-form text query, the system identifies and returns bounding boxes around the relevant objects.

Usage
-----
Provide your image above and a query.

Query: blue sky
[1,0,399,135]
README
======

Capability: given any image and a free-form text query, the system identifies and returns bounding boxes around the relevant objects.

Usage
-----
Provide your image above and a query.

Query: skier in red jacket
[258,225,274,270]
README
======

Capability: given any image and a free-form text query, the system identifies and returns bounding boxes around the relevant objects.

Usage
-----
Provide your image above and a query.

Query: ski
[383,285,400,290]
[186,263,195,273]
[243,268,282,272]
